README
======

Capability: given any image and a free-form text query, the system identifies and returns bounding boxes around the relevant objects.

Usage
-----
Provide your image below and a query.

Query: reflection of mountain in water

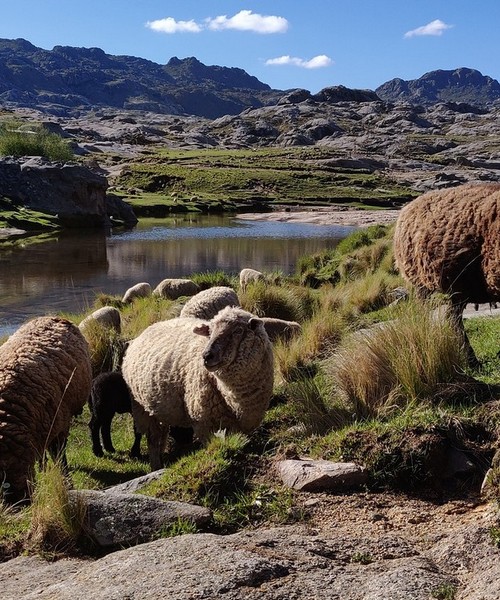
[0,216,355,336]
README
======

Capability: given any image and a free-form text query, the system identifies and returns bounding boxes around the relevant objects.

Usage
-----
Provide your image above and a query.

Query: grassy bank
[1,225,498,558]
[112,147,416,215]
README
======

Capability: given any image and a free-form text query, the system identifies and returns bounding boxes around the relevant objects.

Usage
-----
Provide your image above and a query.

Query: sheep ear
[248,317,262,331]
[193,323,210,337]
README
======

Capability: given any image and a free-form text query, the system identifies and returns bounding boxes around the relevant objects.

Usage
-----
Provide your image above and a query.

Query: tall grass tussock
[27,462,88,555]
[324,297,469,419]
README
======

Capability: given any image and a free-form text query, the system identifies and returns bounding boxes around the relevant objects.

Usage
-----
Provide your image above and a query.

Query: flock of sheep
[0,183,498,504]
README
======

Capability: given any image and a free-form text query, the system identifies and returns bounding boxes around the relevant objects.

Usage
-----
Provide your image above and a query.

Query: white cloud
[146,17,201,34]
[404,19,453,38]
[207,10,288,34]
[266,54,333,69]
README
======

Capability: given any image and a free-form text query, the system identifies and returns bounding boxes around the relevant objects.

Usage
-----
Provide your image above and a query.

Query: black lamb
[88,371,194,460]
[88,371,142,458]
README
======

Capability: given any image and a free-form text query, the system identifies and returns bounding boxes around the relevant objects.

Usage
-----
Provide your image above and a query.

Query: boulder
[71,489,212,549]
[278,459,368,491]
[0,157,108,227]
[3,522,497,599]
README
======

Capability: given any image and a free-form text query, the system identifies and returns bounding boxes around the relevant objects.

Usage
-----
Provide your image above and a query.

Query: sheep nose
[203,348,214,363]
[202,347,220,371]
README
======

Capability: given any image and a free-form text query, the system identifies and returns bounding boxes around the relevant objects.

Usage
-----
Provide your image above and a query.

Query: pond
[0,214,356,337]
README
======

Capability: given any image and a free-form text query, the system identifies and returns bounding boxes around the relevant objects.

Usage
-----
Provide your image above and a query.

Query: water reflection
[0,215,355,336]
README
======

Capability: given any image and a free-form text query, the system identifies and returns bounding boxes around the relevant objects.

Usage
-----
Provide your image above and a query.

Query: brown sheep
[0,316,92,503]
[393,183,500,365]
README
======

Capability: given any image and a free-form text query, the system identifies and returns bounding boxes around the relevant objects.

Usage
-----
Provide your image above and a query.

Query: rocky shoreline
[237,206,402,228]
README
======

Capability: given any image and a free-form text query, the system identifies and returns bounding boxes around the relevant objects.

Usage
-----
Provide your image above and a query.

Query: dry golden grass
[323,298,468,419]
[274,308,346,383]
[79,319,126,376]
[28,462,88,554]
[239,282,314,322]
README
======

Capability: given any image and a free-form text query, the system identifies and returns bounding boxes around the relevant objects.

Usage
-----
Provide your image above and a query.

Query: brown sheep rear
[0,316,92,503]
[393,183,500,365]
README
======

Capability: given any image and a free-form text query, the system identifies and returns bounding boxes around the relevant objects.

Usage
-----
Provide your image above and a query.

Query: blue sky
[2,1,500,93]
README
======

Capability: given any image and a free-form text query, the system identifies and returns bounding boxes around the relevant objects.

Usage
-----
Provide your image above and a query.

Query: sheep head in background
[122,307,274,470]
[393,183,500,366]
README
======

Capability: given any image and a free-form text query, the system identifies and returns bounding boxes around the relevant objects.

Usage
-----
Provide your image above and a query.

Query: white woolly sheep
[122,282,152,304]
[179,286,240,320]
[79,306,122,334]
[0,316,92,503]
[88,371,193,459]
[239,268,265,292]
[153,278,200,300]
[260,317,302,343]
[393,183,500,365]
[122,306,274,470]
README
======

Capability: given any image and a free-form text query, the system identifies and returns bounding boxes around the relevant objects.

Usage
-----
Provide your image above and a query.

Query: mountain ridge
[1,38,499,118]
[376,67,500,107]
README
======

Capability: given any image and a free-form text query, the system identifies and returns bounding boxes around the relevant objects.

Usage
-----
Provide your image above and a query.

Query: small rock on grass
[278,459,367,492]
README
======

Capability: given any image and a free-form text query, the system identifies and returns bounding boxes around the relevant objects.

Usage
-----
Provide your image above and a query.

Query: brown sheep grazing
[393,183,500,365]
[0,316,92,503]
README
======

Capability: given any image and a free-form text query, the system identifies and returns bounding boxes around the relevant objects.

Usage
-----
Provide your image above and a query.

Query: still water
[0,214,356,336]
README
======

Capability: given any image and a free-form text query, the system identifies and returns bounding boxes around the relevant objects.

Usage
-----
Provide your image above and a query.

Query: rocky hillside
[2,39,500,119]
[376,67,500,107]
[0,38,282,118]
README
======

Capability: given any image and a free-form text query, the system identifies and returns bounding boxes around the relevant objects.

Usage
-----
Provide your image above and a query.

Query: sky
[2,1,500,94]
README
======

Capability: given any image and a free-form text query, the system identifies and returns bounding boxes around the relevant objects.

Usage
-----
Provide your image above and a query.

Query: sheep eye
[233,326,244,336]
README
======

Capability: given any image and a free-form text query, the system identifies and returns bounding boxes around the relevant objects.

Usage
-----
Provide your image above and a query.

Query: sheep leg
[129,426,142,459]
[450,301,480,368]
[89,414,104,457]
[100,414,116,454]
[147,419,168,471]
[47,434,70,477]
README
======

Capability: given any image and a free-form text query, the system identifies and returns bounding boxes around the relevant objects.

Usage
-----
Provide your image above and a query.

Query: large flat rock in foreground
[1,505,499,600]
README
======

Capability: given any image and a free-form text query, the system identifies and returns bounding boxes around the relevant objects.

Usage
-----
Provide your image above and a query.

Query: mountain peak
[376,68,500,107]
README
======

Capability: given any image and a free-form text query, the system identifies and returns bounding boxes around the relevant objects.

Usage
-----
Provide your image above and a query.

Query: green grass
[431,583,457,600]
[67,409,150,491]
[141,432,249,505]
[465,316,500,385]
[114,147,415,211]
[0,120,73,161]
[0,197,61,231]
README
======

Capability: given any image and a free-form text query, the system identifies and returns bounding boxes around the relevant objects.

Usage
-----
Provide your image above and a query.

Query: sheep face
[194,316,262,372]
